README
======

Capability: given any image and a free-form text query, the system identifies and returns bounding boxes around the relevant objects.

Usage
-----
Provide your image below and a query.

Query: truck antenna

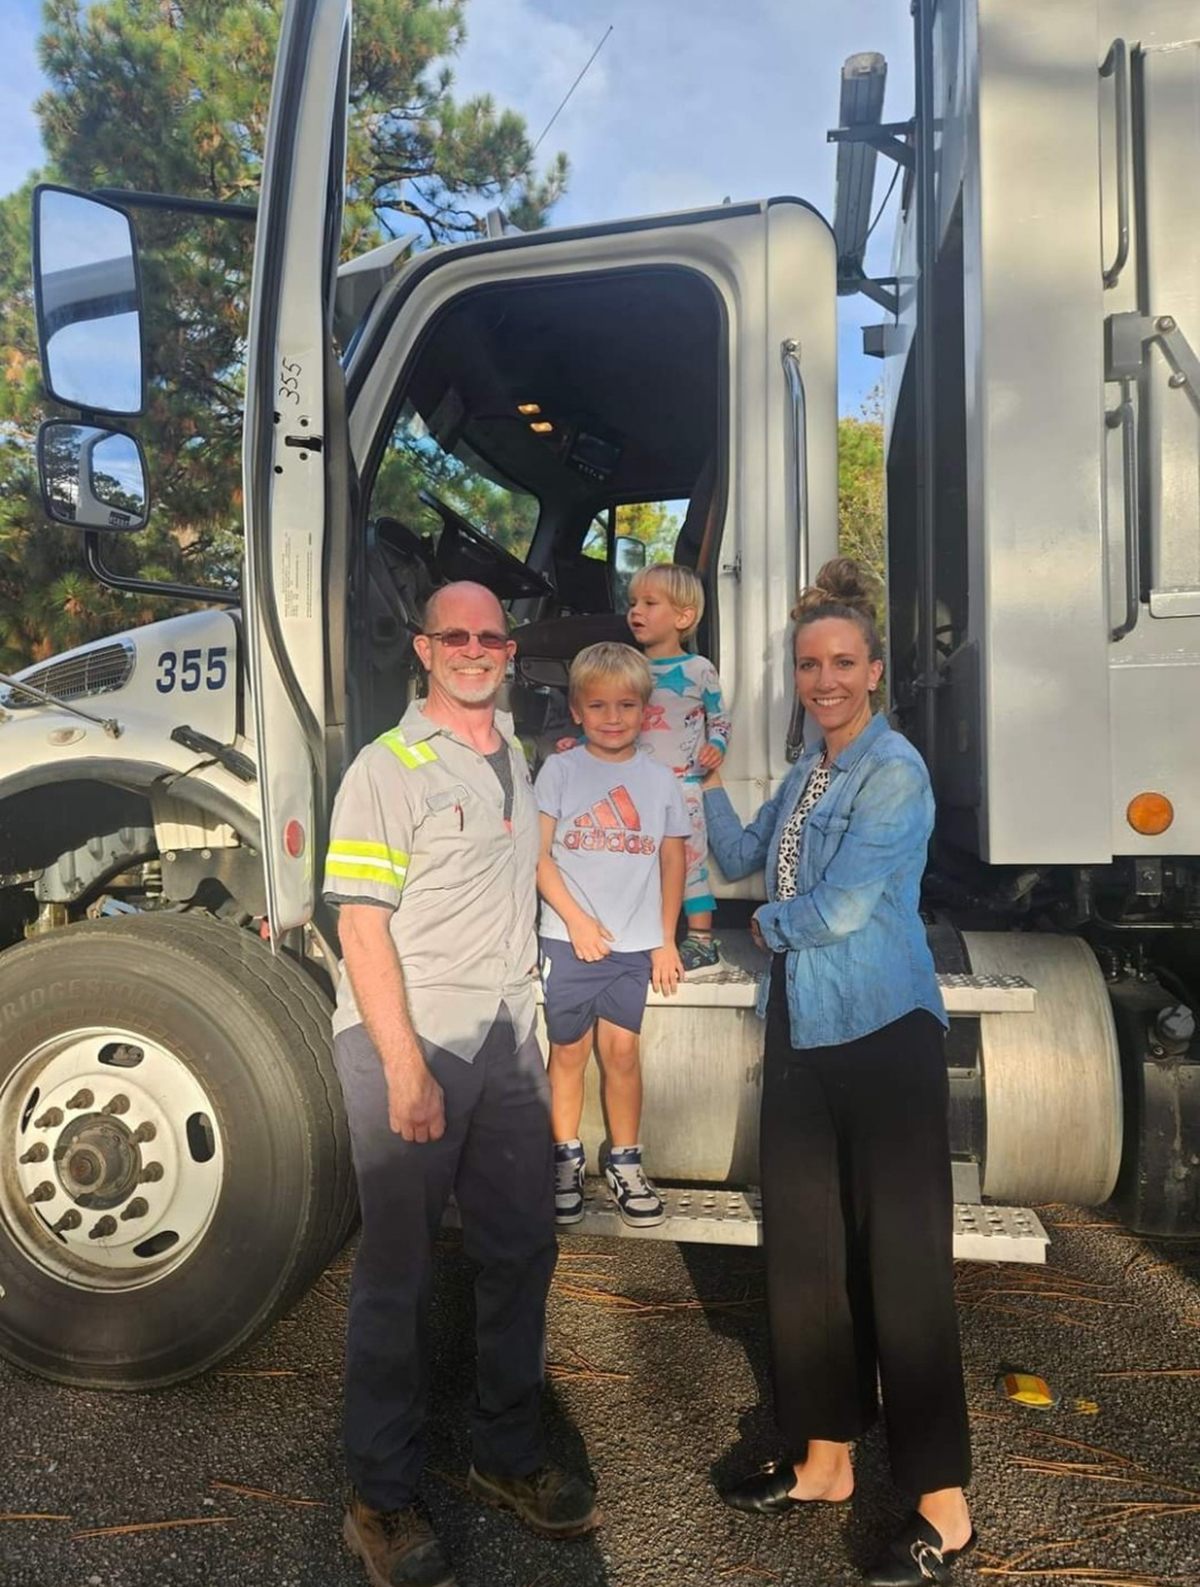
[498,22,614,216]
[530,24,614,158]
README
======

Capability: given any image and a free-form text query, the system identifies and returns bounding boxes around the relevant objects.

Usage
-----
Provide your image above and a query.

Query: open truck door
[243,0,352,935]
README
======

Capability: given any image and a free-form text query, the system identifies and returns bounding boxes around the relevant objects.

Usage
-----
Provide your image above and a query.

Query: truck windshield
[371,398,540,561]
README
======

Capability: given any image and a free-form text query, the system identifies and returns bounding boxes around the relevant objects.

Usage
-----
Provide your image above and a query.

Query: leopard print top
[774,765,832,901]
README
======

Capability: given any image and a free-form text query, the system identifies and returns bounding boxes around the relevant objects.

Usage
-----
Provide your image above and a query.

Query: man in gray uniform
[324,581,597,1587]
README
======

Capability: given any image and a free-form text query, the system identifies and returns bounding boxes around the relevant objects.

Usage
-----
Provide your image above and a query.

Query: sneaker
[467,1462,598,1538]
[679,933,722,974]
[604,1146,665,1227]
[554,1139,585,1224]
[343,1492,456,1587]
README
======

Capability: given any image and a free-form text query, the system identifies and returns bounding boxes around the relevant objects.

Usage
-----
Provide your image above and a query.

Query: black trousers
[334,1008,557,1510]
[761,961,971,1495]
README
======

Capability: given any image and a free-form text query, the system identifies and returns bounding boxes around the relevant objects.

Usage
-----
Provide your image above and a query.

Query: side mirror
[614,535,647,576]
[37,421,149,532]
[612,533,647,606]
[33,185,145,417]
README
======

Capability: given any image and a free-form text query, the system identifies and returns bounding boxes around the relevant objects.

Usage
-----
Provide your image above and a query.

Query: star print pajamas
[638,653,731,919]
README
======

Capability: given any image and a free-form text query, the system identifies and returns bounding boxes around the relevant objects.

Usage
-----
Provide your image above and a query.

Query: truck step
[446,1186,1047,1263]
[531,928,1036,1014]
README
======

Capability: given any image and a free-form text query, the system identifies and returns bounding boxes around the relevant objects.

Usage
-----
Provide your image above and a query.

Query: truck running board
[446,1187,1048,1263]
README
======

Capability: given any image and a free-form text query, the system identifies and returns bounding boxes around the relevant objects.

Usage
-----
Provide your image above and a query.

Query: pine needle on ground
[210,1480,329,1508]
[72,1516,234,1540]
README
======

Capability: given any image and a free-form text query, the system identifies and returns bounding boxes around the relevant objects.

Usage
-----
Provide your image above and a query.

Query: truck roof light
[517,402,541,415]
[1126,793,1173,835]
[529,420,553,433]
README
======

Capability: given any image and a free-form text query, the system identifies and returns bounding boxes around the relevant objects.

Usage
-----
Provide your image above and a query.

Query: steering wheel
[420,490,554,601]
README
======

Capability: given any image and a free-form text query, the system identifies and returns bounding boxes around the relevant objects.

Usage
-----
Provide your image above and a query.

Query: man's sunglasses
[424,628,511,651]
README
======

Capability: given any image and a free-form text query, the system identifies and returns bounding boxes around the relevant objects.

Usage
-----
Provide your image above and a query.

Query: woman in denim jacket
[704,560,974,1587]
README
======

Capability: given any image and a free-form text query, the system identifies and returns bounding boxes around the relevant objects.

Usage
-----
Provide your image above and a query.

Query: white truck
[0,0,1194,1389]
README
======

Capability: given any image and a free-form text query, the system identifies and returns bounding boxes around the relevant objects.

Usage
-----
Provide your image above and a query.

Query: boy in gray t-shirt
[535,643,689,1228]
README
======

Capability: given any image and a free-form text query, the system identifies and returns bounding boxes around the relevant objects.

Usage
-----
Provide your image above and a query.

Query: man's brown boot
[343,1492,456,1587]
[467,1462,599,1538]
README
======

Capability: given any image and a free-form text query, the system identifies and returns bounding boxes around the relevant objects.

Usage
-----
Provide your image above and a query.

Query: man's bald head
[422,581,504,636]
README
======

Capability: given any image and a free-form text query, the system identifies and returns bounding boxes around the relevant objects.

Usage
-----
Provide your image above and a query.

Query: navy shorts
[539,937,653,1043]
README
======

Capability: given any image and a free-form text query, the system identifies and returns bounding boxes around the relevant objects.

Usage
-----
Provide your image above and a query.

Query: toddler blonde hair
[628,562,705,643]
[569,641,653,706]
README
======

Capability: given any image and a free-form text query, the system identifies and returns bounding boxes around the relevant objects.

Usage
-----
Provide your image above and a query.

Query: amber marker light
[1126,792,1174,836]
[529,420,554,433]
[517,402,541,415]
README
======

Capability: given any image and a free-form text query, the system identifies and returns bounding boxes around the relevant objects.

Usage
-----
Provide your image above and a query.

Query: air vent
[4,640,136,710]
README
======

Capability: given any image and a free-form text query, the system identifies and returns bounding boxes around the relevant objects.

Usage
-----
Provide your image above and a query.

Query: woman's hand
[750,911,769,954]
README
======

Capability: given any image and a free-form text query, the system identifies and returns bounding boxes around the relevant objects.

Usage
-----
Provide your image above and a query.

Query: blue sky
[3,0,913,413]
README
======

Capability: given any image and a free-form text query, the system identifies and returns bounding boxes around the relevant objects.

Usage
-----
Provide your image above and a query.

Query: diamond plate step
[448,1184,1047,1261]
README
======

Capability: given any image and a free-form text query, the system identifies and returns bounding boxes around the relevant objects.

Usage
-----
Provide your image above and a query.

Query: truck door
[242,0,351,934]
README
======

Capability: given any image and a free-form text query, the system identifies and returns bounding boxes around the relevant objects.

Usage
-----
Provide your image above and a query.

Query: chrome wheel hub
[4,1027,225,1290]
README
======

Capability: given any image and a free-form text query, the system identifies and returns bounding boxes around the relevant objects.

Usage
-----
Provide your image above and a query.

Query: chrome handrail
[781,338,809,760]
[1109,377,1141,641]
[1100,40,1131,290]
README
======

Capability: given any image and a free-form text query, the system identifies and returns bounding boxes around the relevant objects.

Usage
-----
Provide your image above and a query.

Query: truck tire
[0,913,355,1388]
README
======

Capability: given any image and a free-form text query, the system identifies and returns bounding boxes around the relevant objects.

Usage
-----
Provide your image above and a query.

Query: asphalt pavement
[1,1209,1197,1587]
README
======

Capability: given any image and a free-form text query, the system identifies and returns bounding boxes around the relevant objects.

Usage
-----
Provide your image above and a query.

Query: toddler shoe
[679,933,722,974]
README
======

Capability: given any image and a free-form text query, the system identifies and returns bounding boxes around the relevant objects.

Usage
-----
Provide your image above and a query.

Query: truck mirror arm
[91,188,258,224]
[83,531,240,608]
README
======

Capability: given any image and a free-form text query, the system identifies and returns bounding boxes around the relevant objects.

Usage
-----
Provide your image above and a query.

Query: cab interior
[355,263,726,751]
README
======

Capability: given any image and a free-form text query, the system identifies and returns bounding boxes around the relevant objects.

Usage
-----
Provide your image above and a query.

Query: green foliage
[0,0,567,668]
[838,389,885,590]
[615,500,680,565]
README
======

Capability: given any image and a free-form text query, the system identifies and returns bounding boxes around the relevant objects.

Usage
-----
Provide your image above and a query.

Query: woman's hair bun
[792,557,879,625]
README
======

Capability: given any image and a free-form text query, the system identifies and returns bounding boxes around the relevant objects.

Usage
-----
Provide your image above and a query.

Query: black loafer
[720,1462,848,1516]
[863,1513,977,1585]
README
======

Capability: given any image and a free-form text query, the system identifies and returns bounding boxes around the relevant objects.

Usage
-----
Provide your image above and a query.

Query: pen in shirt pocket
[455,801,463,830]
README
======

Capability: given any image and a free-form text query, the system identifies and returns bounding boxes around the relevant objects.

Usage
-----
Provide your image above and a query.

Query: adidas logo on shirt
[564,785,657,855]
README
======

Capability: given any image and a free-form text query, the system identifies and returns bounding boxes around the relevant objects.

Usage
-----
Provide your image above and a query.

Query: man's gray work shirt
[322,700,539,1061]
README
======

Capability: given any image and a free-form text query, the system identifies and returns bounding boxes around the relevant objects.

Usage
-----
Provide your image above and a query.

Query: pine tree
[0,0,567,670]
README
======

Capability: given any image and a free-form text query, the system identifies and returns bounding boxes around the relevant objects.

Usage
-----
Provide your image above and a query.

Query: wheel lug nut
[19,1143,49,1164]
[33,1107,64,1129]
[88,1216,118,1239]
[51,1209,82,1234]
[102,1094,130,1116]
[27,1181,56,1204]
[120,1198,149,1221]
[139,1162,164,1183]
[66,1089,94,1110]
[132,1122,157,1144]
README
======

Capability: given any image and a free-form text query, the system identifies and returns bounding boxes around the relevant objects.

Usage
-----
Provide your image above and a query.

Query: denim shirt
[704,712,947,1049]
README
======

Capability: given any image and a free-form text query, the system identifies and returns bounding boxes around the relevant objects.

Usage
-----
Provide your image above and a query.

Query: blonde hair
[792,556,883,663]
[569,642,653,706]
[628,562,705,643]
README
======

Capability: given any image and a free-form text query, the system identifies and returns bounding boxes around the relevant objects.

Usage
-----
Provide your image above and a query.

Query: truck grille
[3,640,137,709]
